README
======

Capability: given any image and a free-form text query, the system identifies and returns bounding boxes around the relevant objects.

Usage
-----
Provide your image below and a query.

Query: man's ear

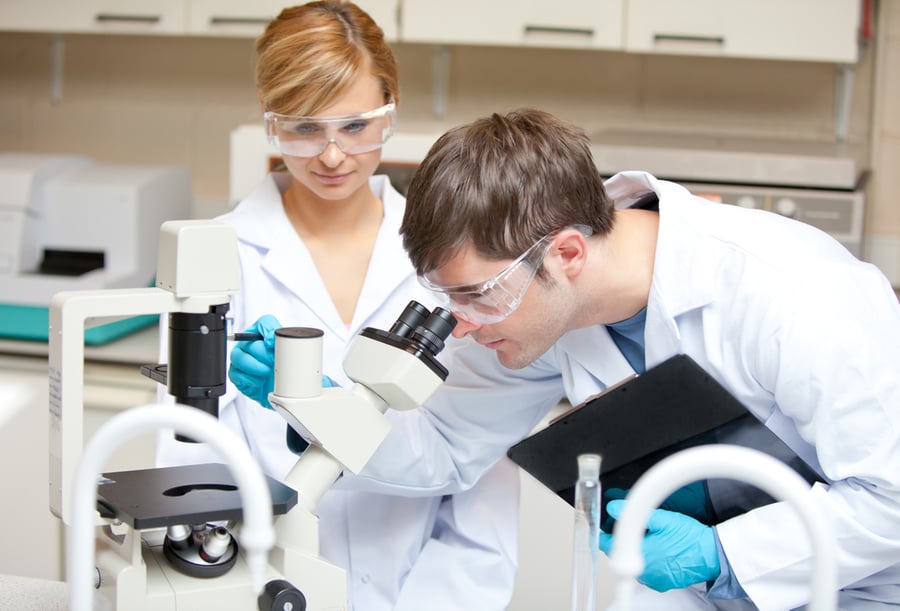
[554,229,588,280]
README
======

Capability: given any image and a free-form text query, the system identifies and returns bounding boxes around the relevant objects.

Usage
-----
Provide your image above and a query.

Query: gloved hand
[229,315,280,408]
[599,499,720,592]
[607,481,711,524]
[229,315,338,409]
[659,481,712,524]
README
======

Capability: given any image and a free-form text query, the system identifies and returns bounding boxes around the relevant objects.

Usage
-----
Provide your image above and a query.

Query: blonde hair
[255,1,399,115]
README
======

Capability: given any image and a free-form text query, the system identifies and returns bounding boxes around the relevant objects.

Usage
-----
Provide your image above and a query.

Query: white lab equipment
[1,152,191,344]
[571,453,602,611]
[69,403,275,611]
[267,301,456,514]
[50,219,458,610]
[608,444,836,611]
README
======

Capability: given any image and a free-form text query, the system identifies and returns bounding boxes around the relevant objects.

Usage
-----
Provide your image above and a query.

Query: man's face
[427,243,574,370]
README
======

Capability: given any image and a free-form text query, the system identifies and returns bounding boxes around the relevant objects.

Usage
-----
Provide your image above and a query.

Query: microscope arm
[49,218,239,526]
[49,287,231,524]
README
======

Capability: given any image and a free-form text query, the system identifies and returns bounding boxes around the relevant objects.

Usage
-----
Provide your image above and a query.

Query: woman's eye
[341,119,370,134]
[289,122,323,136]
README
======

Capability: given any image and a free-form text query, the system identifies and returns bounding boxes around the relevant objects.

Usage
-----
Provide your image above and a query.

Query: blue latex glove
[229,315,280,408]
[229,315,336,409]
[606,481,711,525]
[599,499,720,592]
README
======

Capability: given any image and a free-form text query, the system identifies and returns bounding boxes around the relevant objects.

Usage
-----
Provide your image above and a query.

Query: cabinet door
[67,0,185,35]
[0,0,185,34]
[625,0,860,63]
[400,0,624,50]
[188,0,398,40]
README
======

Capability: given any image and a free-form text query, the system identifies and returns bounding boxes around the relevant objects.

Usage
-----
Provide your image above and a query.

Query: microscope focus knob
[258,579,306,611]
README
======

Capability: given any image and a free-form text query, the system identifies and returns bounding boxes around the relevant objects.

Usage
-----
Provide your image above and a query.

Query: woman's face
[279,72,388,203]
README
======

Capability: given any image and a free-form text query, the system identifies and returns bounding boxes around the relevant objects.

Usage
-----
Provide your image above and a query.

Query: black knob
[258,579,306,611]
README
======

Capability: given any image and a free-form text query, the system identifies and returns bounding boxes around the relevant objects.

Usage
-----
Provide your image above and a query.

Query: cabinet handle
[524,25,594,38]
[95,13,161,24]
[209,16,272,26]
[652,34,725,47]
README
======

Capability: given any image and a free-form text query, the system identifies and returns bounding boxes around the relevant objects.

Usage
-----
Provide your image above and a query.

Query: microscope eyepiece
[411,308,457,357]
[389,301,430,338]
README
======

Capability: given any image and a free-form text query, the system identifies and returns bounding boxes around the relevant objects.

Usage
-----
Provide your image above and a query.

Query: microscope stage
[97,463,298,529]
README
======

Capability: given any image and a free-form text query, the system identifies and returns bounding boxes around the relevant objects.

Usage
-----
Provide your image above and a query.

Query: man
[233,109,900,609]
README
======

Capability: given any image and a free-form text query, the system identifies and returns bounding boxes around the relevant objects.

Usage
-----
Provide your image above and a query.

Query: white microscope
[50,219,456,610]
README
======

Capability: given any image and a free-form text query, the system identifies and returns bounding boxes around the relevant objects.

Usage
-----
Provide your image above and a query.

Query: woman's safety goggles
[419,225,593,325]
[264,102,397,158]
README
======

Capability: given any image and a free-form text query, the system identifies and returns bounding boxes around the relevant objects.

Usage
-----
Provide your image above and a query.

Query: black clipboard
[507,354,823,525]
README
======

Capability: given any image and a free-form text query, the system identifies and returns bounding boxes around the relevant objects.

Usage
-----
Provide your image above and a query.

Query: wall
[0,20,886,239]
[867,1,900,282]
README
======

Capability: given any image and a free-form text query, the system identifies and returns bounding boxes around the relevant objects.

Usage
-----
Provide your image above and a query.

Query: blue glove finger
[660,481,711,524]
[247,314,281,343]
[605,487,628,501]
[598,532,613,555]
[598,499,626,555]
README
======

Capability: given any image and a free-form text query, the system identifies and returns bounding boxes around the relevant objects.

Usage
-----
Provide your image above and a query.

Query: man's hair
[401,108,614,275]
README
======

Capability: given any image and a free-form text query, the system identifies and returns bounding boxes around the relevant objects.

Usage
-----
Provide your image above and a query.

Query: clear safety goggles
[419,225,593,325]
[264,101,397,158]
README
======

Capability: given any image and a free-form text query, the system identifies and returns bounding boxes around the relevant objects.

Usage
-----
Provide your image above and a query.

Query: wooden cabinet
[399,0,624,50]
[624,0,861,63]
[0,0,186,35]
[0,0,399,39]
[187,0,398,39]
[0,0,862,65]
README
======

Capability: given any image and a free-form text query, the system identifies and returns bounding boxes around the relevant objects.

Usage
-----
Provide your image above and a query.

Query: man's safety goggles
[419,225,593,325]
[264,102,397,158]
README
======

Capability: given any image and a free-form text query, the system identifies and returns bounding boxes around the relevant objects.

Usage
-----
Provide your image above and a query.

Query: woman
[157,2,520,610]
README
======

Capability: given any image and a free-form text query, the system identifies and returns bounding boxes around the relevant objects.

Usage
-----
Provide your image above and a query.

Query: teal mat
[0,304,159,346]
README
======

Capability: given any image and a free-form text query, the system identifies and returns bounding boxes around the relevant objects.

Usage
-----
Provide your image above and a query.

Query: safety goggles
[419,225,593,325]
[264,101,397,158]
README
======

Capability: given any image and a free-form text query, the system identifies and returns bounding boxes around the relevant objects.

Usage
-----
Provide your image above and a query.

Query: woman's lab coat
[348,171,900,610]
[157,173,520,611]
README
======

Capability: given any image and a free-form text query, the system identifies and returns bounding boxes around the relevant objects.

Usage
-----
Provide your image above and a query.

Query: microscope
[49,219,456,610]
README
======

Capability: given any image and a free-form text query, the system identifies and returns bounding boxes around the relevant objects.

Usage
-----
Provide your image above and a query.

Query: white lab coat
[156,172,520,611]
[347,171,900,610]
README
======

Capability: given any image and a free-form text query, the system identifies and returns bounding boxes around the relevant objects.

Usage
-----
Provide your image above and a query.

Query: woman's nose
[318,140,346,167]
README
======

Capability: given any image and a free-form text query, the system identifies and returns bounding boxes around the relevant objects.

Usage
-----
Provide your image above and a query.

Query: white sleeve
[717,267,900,609]
[393,458,521,611]
[344,340,564,496]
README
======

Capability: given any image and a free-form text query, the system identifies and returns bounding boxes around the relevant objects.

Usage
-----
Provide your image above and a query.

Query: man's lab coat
[349,171,900,610]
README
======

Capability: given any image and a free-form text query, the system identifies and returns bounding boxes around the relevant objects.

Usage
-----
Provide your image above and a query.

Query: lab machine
[1,152,191,344]
[50,218,456,610]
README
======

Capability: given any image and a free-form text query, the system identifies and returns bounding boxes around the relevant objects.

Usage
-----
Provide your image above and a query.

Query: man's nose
[451,317,480,338]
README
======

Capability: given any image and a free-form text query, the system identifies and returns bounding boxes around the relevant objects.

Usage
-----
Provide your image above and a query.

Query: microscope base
[93,527,348,611]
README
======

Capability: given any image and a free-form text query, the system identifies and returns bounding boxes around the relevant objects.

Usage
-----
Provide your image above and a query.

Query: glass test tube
[571,453,602,611]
